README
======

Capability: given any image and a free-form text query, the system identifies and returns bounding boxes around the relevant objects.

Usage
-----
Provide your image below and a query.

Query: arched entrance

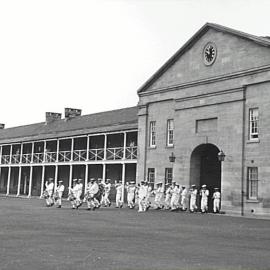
[190,143,221,212]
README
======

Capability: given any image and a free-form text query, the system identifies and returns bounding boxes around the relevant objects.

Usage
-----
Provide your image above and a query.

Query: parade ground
[0,197,270,270]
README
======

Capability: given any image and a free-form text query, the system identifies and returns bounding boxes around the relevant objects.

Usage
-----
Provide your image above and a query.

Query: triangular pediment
[138,23,270,94]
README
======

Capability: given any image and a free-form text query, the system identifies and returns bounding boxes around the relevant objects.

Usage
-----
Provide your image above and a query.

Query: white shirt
[104,183,111,193]
[190,189,197,199]
[56,184,65,193]
[213,191,221,199]
[138,185,147,199]
[115,184,123,195]
[87,182,99,195]
[181,188,187,198]
[45,182,54,193]
[200,189,209,198]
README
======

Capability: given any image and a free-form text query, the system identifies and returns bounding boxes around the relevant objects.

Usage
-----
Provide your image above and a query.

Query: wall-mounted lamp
[218,150,226,162]
[169,152,176,163]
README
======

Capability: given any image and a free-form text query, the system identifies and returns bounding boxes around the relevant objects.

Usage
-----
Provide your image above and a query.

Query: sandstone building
[1,23,270,217]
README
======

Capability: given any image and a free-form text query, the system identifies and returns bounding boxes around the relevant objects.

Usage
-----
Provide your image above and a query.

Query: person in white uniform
[213,187,221,213]
[44,178,54,207]
[115,180,123,208]
[180,186,188,211]
[55,180,65,208]
[85,179,99,210]
[153,182,164,209]
[170,183,181,211]
[200,184,209,213]
[145,182,152,210]
[189,184,198,213]
[75,178,83,208]
[103,179,112,207]
[164,183,173,210]
[138,181,147,212]
[126,181,136,209]
[69,179,78,209]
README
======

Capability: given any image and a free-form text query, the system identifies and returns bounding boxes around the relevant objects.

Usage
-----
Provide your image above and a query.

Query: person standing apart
[200,184,209,213]
[213,187,221,213]
[115,180,123,208]
[180,186,188,211]
[45,178,54,207]
[189,185,198,213]
[55,180,65,208]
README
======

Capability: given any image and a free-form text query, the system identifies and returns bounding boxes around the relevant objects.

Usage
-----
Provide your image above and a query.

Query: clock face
[203,43,217,65]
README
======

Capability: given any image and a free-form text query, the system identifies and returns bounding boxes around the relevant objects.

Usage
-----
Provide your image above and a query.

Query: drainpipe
[241,86,247,216]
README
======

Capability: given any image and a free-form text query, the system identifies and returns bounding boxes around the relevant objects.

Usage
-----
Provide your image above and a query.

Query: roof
[137,22,270,94]
[0,106,138,144]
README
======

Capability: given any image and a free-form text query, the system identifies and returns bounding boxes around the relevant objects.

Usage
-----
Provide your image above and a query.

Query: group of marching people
[43,178,221,213]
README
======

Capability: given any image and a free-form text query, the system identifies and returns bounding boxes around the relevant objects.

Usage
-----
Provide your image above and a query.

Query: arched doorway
[190,143,221,212]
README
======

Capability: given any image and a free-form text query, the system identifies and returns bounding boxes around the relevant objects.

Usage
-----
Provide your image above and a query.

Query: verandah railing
[0,147,137,164]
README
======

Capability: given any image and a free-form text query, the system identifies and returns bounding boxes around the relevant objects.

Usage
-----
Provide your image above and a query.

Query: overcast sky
[1,0,270,128]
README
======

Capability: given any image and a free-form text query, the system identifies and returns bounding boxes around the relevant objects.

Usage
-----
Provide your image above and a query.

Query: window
[249,108,259,140]
[149,121,156,147]
[247,167,258,200]
[147,168,155,188]
[165,168,173,185]
[167,119,174,146]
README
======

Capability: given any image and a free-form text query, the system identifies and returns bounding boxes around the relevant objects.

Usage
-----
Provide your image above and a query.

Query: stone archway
[190,143,221,211]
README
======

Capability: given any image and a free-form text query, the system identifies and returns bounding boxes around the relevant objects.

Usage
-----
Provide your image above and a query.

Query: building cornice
[138,64,270,97]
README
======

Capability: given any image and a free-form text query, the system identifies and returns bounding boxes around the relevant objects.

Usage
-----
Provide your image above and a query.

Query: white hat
[202,184,207,188]
[191,184,196,187]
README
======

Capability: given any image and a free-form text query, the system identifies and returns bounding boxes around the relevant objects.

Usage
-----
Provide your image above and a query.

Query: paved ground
[0,197,270,270]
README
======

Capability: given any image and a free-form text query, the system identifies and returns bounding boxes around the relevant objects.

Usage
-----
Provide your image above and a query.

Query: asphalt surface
[0,197,270,270]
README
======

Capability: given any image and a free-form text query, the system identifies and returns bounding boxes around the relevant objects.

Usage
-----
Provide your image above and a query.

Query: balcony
[89,148,104,161]
[22,153,32,164]
[11,154,20,164]
[1,155,10,164]
[58,151,71,162]
[0,147,137,165]
[73,150,87,162]
[33,153,44,163]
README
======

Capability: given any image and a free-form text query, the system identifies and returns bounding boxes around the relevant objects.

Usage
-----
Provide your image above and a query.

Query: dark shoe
[57,206,61,208]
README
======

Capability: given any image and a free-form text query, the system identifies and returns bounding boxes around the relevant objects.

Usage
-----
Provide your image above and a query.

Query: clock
[203,43,217,65]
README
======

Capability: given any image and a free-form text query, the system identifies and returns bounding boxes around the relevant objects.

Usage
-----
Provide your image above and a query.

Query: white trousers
[181,196,187,210]
[190,197,197,211]
[127,193,135,208]
[164,195,171,209]
[170,194,180,210]
[103,192,110,206]
[138,197,146,212]
[87,198,99,209]
[116,193,123,207]
[213,198,220,212]
[55,195,63,206]
[154,194,163,208]
[201,198,208,212]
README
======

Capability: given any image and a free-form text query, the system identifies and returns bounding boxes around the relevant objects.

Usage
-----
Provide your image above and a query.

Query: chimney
[0,123,5,129]
[64,108,82,120]
[45,112,62,124]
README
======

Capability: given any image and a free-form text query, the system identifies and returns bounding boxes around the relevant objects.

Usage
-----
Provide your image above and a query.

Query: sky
[0,0,270,128]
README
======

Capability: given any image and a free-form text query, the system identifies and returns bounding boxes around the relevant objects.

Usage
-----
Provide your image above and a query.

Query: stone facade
[137,23,270,217]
